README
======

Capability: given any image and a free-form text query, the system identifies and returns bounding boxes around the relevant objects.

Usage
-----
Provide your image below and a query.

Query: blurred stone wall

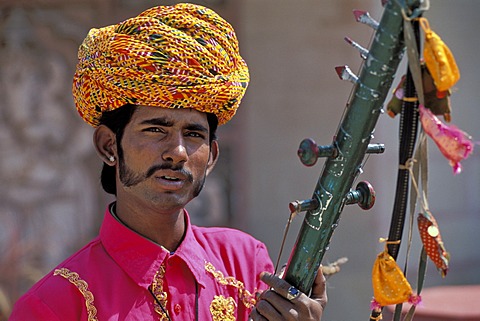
[0,2,110,316]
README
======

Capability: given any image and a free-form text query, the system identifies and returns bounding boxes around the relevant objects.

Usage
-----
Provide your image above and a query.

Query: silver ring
[286,286,301,301]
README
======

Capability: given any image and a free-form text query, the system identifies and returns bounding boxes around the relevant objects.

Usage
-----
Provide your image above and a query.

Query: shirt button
[174,304,182,314]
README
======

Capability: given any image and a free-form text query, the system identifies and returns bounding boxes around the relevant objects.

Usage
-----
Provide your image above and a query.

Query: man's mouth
[161,175,181,181]
[154,173,187,191]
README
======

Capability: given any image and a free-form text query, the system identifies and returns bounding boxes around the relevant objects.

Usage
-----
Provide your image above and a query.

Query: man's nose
[161,134,188,164]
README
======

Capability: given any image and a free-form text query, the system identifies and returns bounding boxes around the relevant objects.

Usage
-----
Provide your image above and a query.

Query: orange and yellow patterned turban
[73,3,249,127]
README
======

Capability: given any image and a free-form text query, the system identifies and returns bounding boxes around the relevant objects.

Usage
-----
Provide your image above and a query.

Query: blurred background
[1,0,479,320]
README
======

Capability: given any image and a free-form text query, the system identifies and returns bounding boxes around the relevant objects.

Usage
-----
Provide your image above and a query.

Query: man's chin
[148,192,195,211]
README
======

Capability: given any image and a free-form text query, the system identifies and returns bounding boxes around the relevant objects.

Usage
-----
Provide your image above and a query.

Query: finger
[249,306,269,321]
[260,272,291,298]
[260,272,302,301]
[254,293,285,320]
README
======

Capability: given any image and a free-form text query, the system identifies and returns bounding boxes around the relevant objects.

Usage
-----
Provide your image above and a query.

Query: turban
[73,3,249,127]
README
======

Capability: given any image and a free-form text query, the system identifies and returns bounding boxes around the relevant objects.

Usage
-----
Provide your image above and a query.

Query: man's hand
[249,267,327,321]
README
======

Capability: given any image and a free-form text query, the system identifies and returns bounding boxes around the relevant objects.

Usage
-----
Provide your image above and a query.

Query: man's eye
[144,127,162,132]
[186,132,205,139]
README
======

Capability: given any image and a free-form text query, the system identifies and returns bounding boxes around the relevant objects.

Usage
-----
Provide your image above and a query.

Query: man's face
[116,106,217,213]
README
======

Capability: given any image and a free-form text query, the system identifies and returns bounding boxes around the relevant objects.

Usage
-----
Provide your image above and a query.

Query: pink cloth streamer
[419,104,474,174]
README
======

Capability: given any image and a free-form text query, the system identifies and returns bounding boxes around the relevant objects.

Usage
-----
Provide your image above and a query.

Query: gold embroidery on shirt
[210,295,236,321]
[205,261,257,309]
[151,264,170,321]
[53,268,98,321]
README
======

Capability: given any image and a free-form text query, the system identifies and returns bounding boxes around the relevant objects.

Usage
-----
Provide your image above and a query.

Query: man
[10,3,326,320]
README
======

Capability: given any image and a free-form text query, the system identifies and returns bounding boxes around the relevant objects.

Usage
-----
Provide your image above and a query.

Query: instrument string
[274,209,297,275]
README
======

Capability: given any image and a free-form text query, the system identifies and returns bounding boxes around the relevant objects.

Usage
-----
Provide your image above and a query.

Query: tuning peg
[353,10,379,30]
[346,181,376,210]
[344,36,369,59]
[297,138,337,167]
[335,65,358,84]
[289,198,319,214]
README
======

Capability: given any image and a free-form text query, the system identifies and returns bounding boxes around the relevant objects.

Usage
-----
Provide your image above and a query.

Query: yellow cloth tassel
[420,17,460,92]
[371,240,413,307]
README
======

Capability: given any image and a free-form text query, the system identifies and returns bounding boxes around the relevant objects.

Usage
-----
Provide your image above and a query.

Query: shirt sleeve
[254,241,275,292]
[9,293,61,321]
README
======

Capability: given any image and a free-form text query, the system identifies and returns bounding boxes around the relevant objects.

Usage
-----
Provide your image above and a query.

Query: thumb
[310,266,327,307]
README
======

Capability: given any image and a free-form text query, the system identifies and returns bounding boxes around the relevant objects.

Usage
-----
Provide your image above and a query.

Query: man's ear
[93,125,117,165]
[206,140,219,176]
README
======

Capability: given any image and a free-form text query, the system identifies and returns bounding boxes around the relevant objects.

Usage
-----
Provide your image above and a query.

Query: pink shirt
[10,206,274,320]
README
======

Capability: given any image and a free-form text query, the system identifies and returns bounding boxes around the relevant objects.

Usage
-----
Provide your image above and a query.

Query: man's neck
[112,200,186,251]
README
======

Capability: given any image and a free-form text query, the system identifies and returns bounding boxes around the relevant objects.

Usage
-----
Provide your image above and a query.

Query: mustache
[146,163,193,183]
